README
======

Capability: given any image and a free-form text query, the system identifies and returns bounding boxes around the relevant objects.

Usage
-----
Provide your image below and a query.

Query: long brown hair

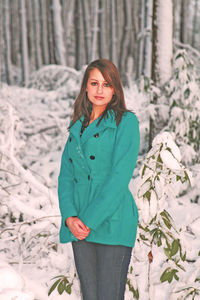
[70,59,128,127]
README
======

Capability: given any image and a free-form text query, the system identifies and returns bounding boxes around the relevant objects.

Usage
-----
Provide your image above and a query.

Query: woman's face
[86,68,114,109]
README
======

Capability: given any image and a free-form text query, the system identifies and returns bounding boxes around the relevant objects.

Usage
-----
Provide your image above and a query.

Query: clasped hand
[66,217,90,240]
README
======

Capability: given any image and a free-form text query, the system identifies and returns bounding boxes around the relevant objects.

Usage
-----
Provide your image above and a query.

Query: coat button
[69,158,72,163]
[90,155,95,160]
[74,178,78,183]
[94,133,99,138]
[69,137,72,142]
[88,175,90,180]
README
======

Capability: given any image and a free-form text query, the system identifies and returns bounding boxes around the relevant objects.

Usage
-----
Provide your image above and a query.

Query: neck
[90,105,106,122]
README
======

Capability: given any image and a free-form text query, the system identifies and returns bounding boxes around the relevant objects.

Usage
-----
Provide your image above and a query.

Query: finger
[76,222,89,233]
[77,220,90,232]
[73,229,90,239]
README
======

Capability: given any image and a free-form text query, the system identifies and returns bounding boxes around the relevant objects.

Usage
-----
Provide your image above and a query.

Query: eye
[91,82,98,86]
[104,82,112,87]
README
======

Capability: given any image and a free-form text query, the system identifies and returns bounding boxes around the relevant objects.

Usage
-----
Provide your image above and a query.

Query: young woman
[58,59,140,300]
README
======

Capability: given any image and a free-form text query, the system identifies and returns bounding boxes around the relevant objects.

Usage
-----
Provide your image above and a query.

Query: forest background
[0,0,200,300]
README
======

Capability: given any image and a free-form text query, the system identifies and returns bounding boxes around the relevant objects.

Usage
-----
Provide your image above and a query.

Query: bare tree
[19,0,29,85]
[62,0,76,67]
[137,0,145,78]
[3,0,12,84]
[74,0,82,69]
[10,0,20,68]
[0,0,2,85]
[39,0,50,65]
[180,0,190,44]
[143,0,152,78]
[119,0,132,81]
[47,0,55,64]
[150,0,173,147]
[81,0,92,63]
[109,0,118,66]
[191,0,198,48]
[91,0,99,62]
[98,0,108,59]
[31,0,42,69]
[52,0,66,65]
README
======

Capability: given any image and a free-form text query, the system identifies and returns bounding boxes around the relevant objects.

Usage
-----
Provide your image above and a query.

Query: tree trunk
[52,0,66,65]
[149,0,173,148]
[98,0,107,59]
[19,0,29,85]
[47,0,55,64]
[151,0,173,85]
[143,0,153,78]
[119,0,132,82]
[3,0,12,85]
[191,0,198,47]
[74,0,82,69]
[81,0,92,63]
[39,0,50,65]
[109,0,118,66]
[10,0,20,67]
[132,0,140,79]
[180,0,189,44]
[31,0,42,69]
[0,0,2,85]
[91,0,99,62]
[62,0,75,67]
[137,0,145,78]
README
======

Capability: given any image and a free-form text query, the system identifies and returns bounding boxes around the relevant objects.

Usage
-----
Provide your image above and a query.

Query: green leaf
[66,283,73,294]
[176,175,182,182]
[164,247,171,259]
[160,268,179,283]
[51,275,65,280]
[180,247,186,261]
[48,278,61,296]
[160,268,171,283]
[138,223,149,232]
[58,280,65,295]
[144,190,151,201]
[171,240,179,256]
[142,164,147,176]
[149,215,157,225]
[162,218,172,229]
[184,88,190,99]
[139,234,148,241]
[157,236,162,247]
[172,270,179,282]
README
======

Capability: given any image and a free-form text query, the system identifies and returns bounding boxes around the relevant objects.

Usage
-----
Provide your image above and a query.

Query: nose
[97,84,103,94]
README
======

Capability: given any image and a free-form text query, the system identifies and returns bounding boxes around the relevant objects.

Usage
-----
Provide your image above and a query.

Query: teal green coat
[58,111,140,247]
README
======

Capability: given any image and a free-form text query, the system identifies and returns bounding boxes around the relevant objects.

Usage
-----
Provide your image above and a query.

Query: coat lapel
[69,118,82,144]
[81,110,117,145]
[69,111,117,145]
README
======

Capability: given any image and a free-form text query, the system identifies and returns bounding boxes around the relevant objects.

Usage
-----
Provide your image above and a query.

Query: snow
[156,0,173,84]
[157,0,173,85]
[0,63,200,300]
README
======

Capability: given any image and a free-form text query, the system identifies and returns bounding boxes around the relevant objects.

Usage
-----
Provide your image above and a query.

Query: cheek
[106,90,114,101]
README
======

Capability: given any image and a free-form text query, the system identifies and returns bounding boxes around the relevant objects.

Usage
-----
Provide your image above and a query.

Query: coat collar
[70,110,117,144]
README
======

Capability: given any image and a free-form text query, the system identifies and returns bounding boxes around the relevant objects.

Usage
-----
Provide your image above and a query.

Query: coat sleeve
[79,113,140,230]
[58,137,77,224]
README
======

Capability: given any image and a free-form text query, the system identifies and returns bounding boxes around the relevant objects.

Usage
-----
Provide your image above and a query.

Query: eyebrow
[89,78,107,82]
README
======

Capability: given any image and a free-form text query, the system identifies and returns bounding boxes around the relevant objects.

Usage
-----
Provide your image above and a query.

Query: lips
[94,96,104,100]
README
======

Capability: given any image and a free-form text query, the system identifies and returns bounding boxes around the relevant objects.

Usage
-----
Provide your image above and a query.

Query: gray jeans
[72,240,132,300]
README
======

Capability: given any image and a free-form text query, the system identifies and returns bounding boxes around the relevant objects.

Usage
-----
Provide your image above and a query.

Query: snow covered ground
[0,66,199,300]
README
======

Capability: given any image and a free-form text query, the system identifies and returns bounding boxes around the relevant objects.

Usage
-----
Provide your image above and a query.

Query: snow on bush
[166,50,200,165]
[27,64,83,99]
[0,259,34,300]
